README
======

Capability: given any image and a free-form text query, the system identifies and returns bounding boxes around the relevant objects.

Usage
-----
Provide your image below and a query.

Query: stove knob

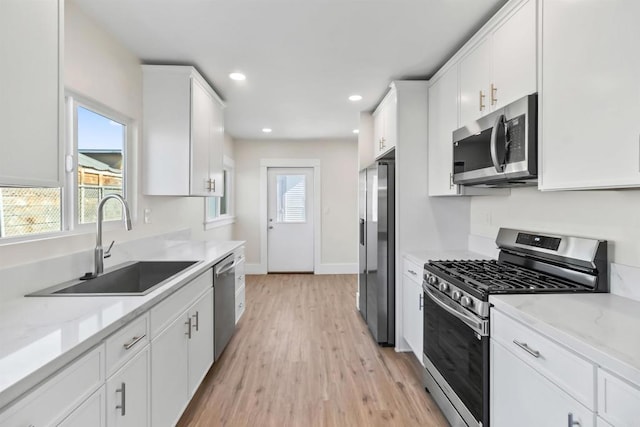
[452,291,462,301]
[438,282,449,293]
[427,275,438,286]
[460,296,473,308]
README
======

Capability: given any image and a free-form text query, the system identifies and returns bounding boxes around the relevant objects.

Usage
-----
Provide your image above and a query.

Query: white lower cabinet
[151,308,190,427]
[58,387,106,427]
[106,347,149,427]
[151,285,214,426]
[401,257,423,362]
[490,339,595,427]
[187,288,215,397]
[597,368,640,427]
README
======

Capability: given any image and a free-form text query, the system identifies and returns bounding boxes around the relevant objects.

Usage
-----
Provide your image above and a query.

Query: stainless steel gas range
[421,228,608,427]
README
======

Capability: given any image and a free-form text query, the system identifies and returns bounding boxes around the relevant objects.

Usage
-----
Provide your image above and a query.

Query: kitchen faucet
[81,194,132,280]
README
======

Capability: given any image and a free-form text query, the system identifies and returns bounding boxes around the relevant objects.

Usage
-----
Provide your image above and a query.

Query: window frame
[205,155,235,229]
[65,92,135,232]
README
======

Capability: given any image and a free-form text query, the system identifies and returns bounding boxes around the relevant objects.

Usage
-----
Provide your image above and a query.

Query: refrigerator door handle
[359,219,365,246]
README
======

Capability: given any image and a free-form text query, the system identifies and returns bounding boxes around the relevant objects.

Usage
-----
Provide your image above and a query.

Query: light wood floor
[177,274,448,427]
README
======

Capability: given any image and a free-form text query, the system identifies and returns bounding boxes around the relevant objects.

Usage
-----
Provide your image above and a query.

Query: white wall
[470,187,640,267]
[233,138,358,271]
[0,1,233,269]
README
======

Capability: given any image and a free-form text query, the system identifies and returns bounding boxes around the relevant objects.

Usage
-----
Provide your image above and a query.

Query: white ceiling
[73,0,507,140]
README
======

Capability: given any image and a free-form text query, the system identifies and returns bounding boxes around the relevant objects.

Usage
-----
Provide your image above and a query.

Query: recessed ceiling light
[352,129,359,134]
[262,128,272,133]
[348,95,363,102]
[229,72,246,81]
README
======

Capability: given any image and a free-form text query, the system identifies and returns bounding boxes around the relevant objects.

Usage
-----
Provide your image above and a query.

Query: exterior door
[267,168,314,272]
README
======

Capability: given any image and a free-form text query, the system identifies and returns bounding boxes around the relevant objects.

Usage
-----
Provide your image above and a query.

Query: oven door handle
[423,284,488,336]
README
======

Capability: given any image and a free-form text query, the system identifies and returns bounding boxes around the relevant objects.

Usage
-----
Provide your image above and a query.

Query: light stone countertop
[490,293,640,386]
[0,239,244,410]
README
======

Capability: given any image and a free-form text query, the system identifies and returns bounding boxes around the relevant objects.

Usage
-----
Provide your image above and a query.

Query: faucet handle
[104,240,115,258]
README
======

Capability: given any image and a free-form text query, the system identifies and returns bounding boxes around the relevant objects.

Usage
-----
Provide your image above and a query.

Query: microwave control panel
[505,114,526,163]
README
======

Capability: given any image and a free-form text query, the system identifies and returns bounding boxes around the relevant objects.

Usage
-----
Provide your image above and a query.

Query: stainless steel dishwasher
[213,254,236,361]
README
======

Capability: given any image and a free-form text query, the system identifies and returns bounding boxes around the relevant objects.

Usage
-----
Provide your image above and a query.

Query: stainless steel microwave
[452,93,537,187]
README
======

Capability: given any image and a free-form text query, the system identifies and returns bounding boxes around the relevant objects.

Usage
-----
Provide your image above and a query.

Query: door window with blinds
[276,174,306,223]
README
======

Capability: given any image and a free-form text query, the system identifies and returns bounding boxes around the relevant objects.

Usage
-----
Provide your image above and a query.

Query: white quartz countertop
[0,239,243,409]
[404,249,492,267]
[490,293,640,386]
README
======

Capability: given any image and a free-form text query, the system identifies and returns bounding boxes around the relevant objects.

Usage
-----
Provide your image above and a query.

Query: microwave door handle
[490,114,506,173]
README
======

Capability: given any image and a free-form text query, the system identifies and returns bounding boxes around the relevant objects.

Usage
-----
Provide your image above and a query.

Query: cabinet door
[58,387,105,427]
[151,315,189,427]
[491,0,536,110]
[540,0,640,190]
[106,347,149,427]
[459,38,492,126]
[382,90,397,154]
[187,288,215,397]
[402,275,423,363]
[372,108,385,158]
[208,97,225,197]
[0,0,61,187]
[428,66,460,196]
[190,78,214,196]
[490,339,594,427]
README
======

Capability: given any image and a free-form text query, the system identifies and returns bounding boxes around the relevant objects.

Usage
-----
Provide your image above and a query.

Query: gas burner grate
[427,259,585,294]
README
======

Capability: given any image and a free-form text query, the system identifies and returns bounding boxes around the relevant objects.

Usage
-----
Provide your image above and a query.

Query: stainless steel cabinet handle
[116,382,126,416]
[185,317,192,339]
[479,90,486,111]
[123,334,146,350]
[568,413,580,426]
[491,83,498,106]
[419,294,424,311]
[513,339,541,358]
[192,311,199,332]
[212,179,216,192]
[408,269,417,276]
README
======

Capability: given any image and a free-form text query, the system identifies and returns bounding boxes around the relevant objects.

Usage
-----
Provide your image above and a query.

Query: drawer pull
[116,382,126,416]
[568,413,580,426]
[513,339,540,358]
[123,334,146,350]
[408,269,417,276]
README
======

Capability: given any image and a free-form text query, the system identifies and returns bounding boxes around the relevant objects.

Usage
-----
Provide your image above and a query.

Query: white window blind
[276,174,306,223]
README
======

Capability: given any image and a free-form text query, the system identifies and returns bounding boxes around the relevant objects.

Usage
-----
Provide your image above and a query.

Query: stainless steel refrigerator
[358,155,395,346]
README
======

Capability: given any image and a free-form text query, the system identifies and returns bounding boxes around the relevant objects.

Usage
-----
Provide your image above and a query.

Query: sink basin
[28,261,201,297]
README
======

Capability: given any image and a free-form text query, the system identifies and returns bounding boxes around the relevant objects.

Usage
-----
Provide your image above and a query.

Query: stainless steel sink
[27,261,201,297]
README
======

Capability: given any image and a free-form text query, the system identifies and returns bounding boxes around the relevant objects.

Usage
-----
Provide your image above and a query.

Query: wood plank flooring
[177,274,448,427]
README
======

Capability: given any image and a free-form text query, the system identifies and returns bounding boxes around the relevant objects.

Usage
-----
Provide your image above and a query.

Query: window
[72,102,127,226]
[205,156,234,228]
[0,187,62,238]
[276,174,306,223]
[0,95,131,241]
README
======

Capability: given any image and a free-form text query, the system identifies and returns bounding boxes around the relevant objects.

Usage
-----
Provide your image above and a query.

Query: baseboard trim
[315,263,358,275]
[245,263,267,275]
[245,263,358,275]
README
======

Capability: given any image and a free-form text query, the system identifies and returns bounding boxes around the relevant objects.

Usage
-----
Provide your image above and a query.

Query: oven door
[422,284,489,427]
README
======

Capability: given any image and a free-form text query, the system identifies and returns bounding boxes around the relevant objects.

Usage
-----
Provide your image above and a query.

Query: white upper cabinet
[539,0,640,190]
[0,0,62,187]
[142,65,225,196]
[428,66,460,196]
[373,89,397,158]
[459,0,536,127]
[459,38,493,126]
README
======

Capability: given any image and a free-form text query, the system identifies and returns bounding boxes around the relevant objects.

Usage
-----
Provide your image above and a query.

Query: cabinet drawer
[491,310,596,409]
[597,368,640,427]
[234,246,245,264]
[0,344,105,426]
[105,313,149,376]
[402,257,423,284]
[235,285,246,324]
[150,269,212,338]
